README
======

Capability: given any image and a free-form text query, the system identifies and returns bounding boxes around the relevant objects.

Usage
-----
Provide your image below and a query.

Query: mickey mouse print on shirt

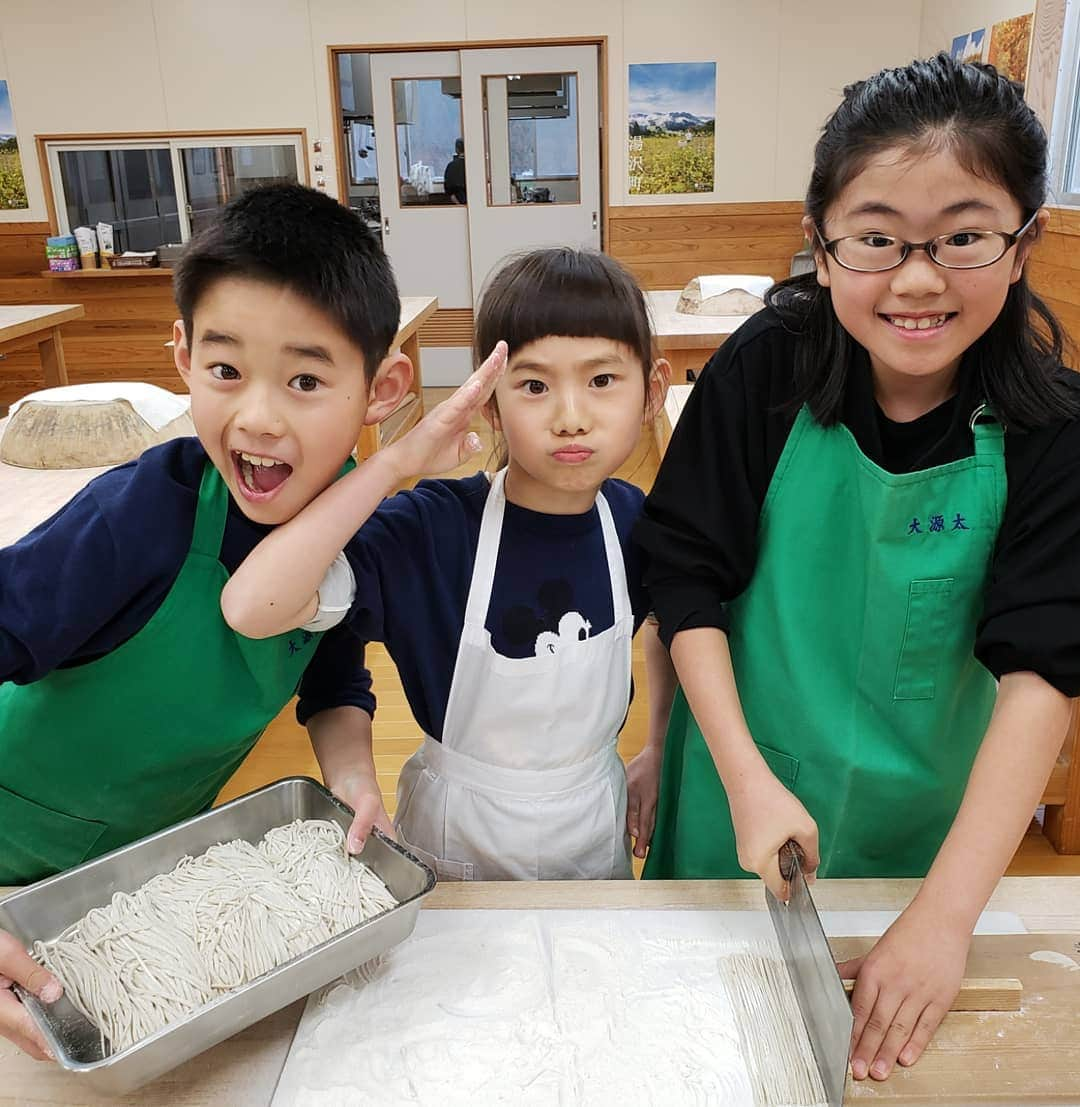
[497,580,595,659]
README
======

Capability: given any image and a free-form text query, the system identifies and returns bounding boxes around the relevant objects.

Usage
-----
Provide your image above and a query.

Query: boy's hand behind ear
[385,341,507,482]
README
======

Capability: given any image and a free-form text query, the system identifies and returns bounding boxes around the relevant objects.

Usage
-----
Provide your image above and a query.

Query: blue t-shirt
[343,473,651,740]
[0,437,373,724]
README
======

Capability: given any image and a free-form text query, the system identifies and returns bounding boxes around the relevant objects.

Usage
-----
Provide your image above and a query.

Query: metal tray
[0,776,435,1094]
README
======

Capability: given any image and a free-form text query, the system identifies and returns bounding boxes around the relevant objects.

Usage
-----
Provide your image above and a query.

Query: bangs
[474,248,654,371]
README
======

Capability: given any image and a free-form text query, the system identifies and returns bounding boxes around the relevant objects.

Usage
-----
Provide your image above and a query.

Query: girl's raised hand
[0,929,61,1061]
[385,341,507,481]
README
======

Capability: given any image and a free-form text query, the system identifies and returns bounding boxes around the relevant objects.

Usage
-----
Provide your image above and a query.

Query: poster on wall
[628,62,716,196]
[0,79,28,210]
[988,13,1035,84]
[950,29,986,63]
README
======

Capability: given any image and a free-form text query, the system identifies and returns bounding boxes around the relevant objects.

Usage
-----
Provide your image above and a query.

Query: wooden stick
[843,977,1022,1012]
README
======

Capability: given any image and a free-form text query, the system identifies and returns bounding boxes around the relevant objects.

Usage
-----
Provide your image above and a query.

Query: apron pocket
[393,754,426,829]
[0,783,107,884]
[395,829,473,881]
[755,743,799,787]
[894,578,955,701]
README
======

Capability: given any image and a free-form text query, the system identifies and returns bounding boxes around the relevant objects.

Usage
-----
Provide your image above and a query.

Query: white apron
[394,470,635,880]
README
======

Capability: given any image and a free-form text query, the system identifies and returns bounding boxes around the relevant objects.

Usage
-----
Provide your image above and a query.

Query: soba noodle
[33,819,397,1054]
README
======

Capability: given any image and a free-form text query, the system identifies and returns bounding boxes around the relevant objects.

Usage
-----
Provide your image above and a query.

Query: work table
[0,877,1077,1105]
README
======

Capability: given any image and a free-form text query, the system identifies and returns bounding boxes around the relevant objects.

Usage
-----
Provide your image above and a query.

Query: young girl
[636,53,1080,1081]
[224,247,673,881]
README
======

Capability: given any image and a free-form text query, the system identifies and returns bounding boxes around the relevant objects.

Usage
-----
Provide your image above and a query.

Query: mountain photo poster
[628,62,716,195]
[949,28,986,64]
[0,78,28,210]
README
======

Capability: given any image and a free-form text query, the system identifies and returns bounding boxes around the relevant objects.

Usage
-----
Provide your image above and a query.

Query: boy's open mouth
[232,450,294,499]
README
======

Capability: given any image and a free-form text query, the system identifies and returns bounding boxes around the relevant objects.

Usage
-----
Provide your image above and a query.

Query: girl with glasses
[637,52,1080,1082]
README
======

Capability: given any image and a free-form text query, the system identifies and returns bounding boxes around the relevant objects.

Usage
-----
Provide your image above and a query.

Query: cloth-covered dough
[2,383,193,470]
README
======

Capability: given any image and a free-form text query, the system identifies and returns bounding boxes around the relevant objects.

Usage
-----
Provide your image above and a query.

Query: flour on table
[272,910,827,1107]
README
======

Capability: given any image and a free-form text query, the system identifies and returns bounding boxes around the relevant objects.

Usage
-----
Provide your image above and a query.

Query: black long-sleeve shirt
[636,308,1080,696]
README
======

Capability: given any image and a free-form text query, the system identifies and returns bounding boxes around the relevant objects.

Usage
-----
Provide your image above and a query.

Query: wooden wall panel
[608,201,806,290]
[0,223,179,414]
[418,308,474,348]
[1029,208,1080,367]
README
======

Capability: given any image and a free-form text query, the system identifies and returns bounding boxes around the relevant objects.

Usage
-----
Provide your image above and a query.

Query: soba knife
[766,841,853,1107]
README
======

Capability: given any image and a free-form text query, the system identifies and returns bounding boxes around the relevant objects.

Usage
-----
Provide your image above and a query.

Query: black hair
[474,247,657,469]
[173,183,400,382]
[474,247,655,382]
[766,52,1079,429]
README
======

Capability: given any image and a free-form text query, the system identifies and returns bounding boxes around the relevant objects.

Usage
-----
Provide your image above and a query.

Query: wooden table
[645,289,751,384]
[653,381,693,458]
[1,877,1077,1105]
[356,295,438,460]
[0,304,85,389]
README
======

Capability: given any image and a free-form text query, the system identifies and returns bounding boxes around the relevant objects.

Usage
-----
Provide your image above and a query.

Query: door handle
[592,211,598,230]
[383,216,390,237]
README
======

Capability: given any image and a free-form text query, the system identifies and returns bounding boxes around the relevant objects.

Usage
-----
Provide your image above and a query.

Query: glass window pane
[349,121,378,185]
[391,78,466,206]
[485,74,579,206]
[1066,50,1080,195]
[181,144,299,235]
[58,147,180,252]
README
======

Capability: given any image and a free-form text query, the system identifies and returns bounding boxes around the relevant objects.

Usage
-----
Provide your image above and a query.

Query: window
[45,134,305,250]
[483,73,580,205]
[391,78,466,206]
[1050,1,1080,206]
[56,146,179,252]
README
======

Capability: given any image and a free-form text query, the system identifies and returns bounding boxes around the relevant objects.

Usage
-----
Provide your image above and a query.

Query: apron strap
[970,403,1007,521]
[970,403,1005,454]
[595,490,631,622]
[190,461,229,559]
[462,469,507,628]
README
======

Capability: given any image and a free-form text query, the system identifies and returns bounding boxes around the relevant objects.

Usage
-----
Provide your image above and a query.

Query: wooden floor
[218,388,1080,878]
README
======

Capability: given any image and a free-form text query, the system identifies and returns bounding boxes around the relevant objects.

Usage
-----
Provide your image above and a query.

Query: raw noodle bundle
[34,819,397,1055]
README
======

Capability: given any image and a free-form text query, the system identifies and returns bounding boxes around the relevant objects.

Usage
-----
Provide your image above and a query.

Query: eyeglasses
[815,210,1039,272]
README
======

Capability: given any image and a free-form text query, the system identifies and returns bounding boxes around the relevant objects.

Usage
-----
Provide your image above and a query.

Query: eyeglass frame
[813,209,1040,273]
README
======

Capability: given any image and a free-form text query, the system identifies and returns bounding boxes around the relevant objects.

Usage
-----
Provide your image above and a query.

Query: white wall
[918,0,1034,61]
[0,0,925,223]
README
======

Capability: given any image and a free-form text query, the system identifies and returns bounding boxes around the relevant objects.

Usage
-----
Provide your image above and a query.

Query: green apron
[0,461,323,884]
[644,403,1006,880]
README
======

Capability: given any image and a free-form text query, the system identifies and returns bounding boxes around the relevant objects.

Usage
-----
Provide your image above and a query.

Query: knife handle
[778,839,805,882]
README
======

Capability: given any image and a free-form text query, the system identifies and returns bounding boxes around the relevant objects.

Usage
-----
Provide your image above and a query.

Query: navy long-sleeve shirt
[0,437,373,723]
[341,473,651,740]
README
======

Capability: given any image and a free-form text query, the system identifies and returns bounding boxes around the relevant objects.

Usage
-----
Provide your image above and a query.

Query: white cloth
[394,470,635,881]
[302,551,357,632]
[9,383,190,432]
[696,274,773,300]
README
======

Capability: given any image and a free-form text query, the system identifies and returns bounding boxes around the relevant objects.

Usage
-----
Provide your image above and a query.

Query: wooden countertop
[396,295,438,340]
[644,289,752,349]
[1,877,1077,1105]
[0,304,85,346]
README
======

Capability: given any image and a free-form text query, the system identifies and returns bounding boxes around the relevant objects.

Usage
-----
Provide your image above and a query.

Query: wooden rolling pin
[843,977,1022,1012]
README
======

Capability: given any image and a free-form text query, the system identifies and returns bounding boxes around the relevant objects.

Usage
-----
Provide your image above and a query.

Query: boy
[0,185,415,889]
[0,184,499,1061]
